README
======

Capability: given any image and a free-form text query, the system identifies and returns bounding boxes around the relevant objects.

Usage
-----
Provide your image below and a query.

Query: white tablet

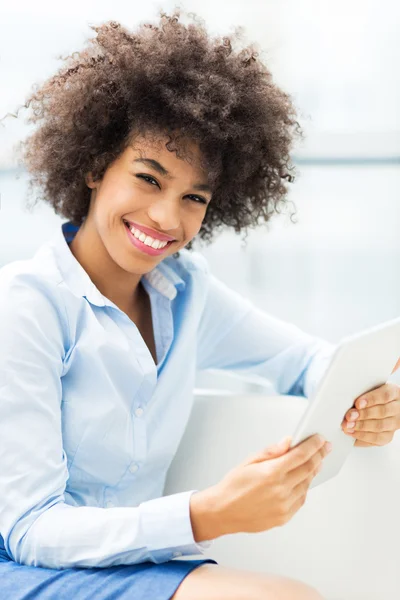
[290,316,400,488]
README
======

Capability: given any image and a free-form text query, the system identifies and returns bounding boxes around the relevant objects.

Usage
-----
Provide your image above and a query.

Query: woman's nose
[147,196,180,233]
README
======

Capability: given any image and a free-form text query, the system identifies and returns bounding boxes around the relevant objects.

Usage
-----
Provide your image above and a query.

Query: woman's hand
[191,434,331,541]
[342,382,400,447]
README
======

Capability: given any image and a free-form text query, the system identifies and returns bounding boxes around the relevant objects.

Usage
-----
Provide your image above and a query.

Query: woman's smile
[123,219,175,257]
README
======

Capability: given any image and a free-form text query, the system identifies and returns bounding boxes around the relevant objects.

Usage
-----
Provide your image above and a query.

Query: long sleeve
[196,266,337,399]
[0,275,210,570]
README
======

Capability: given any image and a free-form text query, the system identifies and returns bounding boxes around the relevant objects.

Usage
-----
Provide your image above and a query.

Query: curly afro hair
[4,8,302,251]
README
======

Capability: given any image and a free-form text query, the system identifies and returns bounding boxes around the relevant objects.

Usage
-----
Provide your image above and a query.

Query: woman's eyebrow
[132,157,212,194]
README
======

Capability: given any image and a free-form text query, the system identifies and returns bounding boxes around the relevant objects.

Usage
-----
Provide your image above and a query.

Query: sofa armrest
[164,391,400,600]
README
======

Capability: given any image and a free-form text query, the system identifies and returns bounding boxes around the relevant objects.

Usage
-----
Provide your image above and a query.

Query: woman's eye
[136,174,159,187]
[187,195,207,205]
[136,174,207,205]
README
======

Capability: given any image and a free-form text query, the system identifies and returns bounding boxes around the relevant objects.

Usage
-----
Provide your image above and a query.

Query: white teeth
[126,223,169,249]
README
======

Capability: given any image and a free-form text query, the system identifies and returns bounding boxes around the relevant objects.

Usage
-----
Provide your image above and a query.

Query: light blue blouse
[0,221,335,570]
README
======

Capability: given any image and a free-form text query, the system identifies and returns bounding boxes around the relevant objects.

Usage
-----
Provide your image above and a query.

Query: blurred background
[1,0,399,394]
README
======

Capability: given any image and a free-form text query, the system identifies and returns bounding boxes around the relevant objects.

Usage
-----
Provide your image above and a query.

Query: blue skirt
[0,539,218,600]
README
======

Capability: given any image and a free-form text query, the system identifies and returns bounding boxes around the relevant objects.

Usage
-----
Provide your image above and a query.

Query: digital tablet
[290,316,400,488]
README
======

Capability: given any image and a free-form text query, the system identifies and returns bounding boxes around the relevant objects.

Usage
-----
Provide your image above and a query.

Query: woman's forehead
[128,133,209,177]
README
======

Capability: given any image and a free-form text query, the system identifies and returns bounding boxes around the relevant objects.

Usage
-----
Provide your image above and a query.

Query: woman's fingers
[286,457,324,517]
[276,434,326,473]
[285,444,328,488]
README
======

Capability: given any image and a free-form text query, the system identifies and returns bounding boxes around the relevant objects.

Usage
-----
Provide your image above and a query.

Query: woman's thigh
[171,563,325,600]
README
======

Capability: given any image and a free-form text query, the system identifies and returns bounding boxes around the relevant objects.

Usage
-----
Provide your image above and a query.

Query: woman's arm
[0,272,211,570]
[195,258,336,398]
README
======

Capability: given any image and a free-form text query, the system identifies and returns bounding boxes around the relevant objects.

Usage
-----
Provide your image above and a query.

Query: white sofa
[164,391,400,600]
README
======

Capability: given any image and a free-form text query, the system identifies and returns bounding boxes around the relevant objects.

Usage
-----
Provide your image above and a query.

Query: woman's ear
[85,172,96,189]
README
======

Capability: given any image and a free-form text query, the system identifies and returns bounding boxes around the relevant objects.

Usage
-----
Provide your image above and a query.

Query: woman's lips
[124,221,173,256]
[124,219,176,242]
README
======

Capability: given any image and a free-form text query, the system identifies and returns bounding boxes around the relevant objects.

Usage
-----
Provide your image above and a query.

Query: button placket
[141,279,174,370]
[154,297,174,372]
[133,406,147,463]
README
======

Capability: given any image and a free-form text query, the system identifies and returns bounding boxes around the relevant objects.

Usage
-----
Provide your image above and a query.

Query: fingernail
[349,411,359,421]
[325,442,333,453]
[347,421,355,429]
[359,399,367,408]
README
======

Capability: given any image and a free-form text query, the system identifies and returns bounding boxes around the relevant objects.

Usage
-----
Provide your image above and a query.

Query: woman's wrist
[189,486,225,543]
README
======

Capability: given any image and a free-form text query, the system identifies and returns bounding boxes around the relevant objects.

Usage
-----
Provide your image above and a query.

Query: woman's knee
[170,563,325,600]
[266,573,325,600]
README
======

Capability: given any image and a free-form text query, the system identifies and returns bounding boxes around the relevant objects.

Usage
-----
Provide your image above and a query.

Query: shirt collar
[48,221,185,306]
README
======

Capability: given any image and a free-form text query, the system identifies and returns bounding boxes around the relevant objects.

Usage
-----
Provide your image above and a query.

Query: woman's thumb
[250,435,292,464]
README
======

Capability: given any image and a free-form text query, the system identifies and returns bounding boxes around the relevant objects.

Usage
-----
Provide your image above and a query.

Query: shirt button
[106,501,115,508]
[135,407,144,417]
[129,463,139,473]
[173,551,182,558]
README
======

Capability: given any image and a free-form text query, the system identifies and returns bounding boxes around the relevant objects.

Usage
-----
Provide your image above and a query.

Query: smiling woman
[0,7,328,600]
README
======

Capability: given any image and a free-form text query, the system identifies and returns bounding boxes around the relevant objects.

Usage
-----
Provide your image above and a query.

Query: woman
[0,10,335,599]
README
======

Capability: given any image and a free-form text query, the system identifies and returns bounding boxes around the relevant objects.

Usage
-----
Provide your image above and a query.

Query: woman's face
[84,132,212,275]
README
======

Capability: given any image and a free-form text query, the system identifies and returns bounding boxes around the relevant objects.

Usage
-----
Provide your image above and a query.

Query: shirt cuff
[139,490,214,563]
